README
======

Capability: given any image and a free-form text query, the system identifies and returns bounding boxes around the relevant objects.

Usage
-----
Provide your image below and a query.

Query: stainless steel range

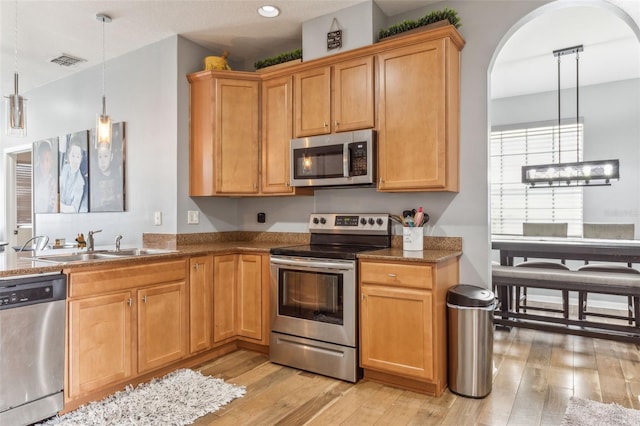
[269,213,390,382]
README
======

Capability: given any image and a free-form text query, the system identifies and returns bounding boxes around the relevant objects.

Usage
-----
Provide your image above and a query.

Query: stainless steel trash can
[447,284,496,398]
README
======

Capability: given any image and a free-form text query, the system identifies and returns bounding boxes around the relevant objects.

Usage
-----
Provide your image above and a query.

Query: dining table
[492,236,640,266]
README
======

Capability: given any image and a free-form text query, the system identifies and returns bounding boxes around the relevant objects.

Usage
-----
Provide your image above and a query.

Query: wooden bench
[492,265,640,343]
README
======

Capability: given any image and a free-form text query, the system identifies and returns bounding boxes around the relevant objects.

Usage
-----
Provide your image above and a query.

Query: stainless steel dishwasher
[0,272,66,426]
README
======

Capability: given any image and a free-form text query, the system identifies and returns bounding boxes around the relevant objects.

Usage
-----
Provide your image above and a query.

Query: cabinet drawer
[360,261,432,289]
[69,259,188,298]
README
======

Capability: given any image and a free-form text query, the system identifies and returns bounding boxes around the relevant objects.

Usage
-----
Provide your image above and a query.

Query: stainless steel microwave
[290,129,375,188]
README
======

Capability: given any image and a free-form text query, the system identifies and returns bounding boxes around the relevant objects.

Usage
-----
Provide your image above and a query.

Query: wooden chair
[583,223,635,267]
[577,264,639,324]
[516,222,570,317]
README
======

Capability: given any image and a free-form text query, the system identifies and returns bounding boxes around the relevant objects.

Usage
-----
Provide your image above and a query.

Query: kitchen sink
[33,248,176,263]
[34,252,118,263]
[105,248,176,256]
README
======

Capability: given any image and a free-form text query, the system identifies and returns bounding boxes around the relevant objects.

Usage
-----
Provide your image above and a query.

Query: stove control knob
[368,218,375,225]
[376,218,384,226]
[312,217,319,224]
[320,217,326,224]
[360,218,367,225]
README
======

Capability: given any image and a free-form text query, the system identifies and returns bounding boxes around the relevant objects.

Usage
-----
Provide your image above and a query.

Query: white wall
[3,0,638,288]
[492,79,640,236]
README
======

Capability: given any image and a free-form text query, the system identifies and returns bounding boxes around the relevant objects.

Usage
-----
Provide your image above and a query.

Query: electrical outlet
[187,210,199,224]
[154,211,162,226]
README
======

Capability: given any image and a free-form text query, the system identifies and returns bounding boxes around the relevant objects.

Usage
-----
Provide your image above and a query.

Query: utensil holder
[403,227,423,251]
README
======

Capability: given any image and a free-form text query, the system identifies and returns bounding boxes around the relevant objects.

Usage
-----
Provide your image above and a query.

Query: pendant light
[5,0,27,137]
[96,13,112,146]
[521,45,619,187]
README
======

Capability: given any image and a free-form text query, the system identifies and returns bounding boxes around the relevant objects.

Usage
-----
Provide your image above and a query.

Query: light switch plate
[154,211,162,226]
[187,210,199,224]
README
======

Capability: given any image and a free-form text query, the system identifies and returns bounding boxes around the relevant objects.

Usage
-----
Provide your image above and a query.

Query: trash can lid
[447,284,495,307]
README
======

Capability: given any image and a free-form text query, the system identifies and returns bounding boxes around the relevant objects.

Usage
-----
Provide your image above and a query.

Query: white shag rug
[39,369,245,426]
[562,396,640,426]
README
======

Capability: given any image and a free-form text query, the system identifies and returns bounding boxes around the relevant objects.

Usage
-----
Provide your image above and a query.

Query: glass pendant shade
[5,73,27,137]
[96,95,111,145]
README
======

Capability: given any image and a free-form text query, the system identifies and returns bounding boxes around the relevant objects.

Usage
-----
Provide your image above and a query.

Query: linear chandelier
[522,45,620,188]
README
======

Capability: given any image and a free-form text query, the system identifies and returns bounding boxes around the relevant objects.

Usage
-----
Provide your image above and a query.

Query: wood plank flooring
[193,309,640,425]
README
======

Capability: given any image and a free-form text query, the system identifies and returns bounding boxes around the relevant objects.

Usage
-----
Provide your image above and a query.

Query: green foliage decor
[254,49,303,70]
[378,8,461,40]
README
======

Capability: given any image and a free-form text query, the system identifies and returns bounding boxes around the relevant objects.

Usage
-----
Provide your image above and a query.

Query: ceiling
[0,1,638,100]
[492,4,640,99]
[0,0,435,95]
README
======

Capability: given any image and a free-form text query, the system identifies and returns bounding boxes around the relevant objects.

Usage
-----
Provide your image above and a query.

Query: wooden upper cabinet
[333,56,375,132]
[188,71,260,196]
[293,56,375,137]
[377,37,461,192]
[294,66,331,137]
[260,75,312,196]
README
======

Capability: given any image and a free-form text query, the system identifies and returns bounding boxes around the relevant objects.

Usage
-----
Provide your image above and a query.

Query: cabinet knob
[323,121,328,128]
[194,263,200,271]
[128,298,132,307]
[387,273,397,278]
[142,295,147,303]
[335,121,340,127]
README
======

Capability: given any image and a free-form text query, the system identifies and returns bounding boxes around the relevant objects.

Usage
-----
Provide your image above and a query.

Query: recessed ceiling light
[258,5,280,18]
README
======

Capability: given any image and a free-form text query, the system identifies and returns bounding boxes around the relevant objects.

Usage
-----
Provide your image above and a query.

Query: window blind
[16,161,32,227]
[491,119,583,237]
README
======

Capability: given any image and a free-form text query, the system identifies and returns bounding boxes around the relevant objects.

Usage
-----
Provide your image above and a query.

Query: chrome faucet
[87,229,102,252]
[115,235,123,251]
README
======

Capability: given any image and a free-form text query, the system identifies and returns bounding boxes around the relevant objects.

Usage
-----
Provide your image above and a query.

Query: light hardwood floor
[193,311,640,425]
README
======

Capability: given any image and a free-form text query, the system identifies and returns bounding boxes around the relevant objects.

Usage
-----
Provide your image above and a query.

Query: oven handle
[270,257,355,271]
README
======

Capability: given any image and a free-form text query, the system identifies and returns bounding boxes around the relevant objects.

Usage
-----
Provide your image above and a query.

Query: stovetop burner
[270,213,391,260]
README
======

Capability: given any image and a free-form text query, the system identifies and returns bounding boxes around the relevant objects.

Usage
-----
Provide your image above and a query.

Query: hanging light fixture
[96,13,112,146]
[521,45,619,188]
[5,0,27,137]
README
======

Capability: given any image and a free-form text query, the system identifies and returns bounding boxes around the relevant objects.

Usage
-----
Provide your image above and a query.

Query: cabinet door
[68,292,134,398]
[377,39,453,191]
[360,285,434,380]
[261,76,295,194]
[138,281,188,373]
[333,56,375,132]
[189,74,215,196]
[215,78,260,194]
[294,66,331,137]
[213,255,237,342]
[237,254,263,341]
[189,255,213,354]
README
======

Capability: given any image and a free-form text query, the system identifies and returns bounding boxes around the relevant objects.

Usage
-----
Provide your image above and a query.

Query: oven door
[270,255,356,347]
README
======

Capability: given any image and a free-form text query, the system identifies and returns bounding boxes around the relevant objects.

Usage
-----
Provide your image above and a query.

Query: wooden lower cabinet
[68,291,134,398]
[65,253,270,409]
[189,256,214,353]
[360,285,434,380]
[137,282,188,373]
[213,255,237,343]
[359,258,459,396]
[66,259,189,403]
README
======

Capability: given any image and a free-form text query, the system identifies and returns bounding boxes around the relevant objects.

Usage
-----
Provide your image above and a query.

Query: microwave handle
[343,143,350,177]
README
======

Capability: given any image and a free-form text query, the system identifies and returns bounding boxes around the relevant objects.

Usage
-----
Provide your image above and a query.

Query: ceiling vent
[50,54,87,67]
